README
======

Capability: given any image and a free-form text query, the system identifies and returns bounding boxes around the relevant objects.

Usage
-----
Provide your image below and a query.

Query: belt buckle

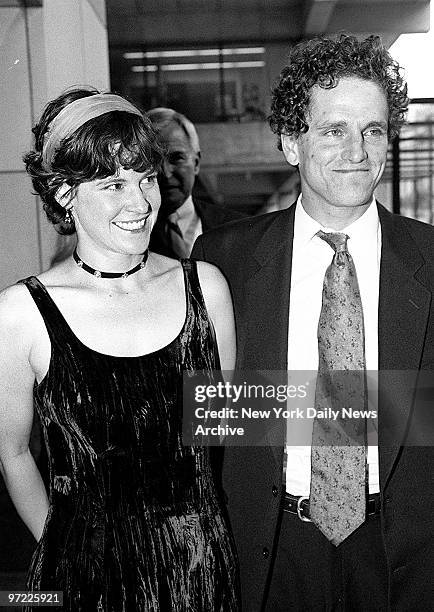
[296,495,312,522]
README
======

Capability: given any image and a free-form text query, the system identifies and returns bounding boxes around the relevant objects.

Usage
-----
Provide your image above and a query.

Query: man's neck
[301,197,374,231]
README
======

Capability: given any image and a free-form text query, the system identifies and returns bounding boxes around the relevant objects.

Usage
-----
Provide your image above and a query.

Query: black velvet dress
[21,260,240,612]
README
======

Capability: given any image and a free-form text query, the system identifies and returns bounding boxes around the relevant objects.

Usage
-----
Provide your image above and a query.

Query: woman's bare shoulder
[0,282,32,321]
[36,260,74,287]
[0,282,43,341]
[0,260,73,325]
[194,260,233,316]
[150,252,181,274]
[195,260,230,294]
[148,253,184,286]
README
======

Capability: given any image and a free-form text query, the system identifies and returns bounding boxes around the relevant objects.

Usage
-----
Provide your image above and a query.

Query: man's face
[281,76,389,225]
[156,124,200,215]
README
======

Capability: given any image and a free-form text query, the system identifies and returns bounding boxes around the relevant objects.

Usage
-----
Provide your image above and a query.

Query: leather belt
[283,492,381,523]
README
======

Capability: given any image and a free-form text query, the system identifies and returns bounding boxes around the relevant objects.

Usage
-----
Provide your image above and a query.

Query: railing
[386,99,434,224]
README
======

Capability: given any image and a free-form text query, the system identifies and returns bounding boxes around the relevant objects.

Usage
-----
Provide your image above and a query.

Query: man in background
[148,107,243,258]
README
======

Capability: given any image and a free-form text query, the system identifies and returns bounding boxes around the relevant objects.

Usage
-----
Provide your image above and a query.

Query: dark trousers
[265,510,389,611]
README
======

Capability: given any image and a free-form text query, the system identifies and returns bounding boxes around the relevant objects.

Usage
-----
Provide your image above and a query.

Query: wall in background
[0,0,110,290]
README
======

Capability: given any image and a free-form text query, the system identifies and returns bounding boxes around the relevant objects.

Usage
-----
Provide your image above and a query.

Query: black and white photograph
[0,1,433,610]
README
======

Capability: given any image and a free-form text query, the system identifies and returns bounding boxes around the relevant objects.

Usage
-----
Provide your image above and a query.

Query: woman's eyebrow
[95,176,124,185]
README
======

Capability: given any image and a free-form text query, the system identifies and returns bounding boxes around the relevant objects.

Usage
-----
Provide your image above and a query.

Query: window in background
[111,46,267,122]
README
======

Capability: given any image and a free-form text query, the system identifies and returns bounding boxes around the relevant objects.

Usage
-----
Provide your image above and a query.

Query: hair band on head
[42,93,143,170]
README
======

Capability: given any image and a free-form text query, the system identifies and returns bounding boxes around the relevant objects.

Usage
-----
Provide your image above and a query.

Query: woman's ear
[55,183,73,208]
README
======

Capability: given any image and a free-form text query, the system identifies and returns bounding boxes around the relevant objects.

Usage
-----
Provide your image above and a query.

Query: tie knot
[317,230,349,254]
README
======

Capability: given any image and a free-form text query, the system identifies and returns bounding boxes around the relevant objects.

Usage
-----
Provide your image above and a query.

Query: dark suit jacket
[149,198,245,259]
[192,203,434,612]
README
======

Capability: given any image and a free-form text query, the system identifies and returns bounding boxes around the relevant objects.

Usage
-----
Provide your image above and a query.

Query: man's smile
[333,169,370,173]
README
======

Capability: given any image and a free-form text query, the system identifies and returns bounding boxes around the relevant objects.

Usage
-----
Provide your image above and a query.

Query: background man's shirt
[167,196,203,257]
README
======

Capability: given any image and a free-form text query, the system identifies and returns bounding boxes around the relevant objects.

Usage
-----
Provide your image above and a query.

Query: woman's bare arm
[196,261,236,375]
[0,285,49,541]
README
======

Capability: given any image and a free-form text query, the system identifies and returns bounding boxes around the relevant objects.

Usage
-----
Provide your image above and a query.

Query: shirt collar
[168,196,195,224]
[294,194,379,248]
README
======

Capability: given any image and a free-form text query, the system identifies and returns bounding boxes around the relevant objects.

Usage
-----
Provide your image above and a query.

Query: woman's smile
[112,213,151,232]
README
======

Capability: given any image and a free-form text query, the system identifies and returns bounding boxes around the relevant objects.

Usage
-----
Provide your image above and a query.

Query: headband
[42,93,143,170]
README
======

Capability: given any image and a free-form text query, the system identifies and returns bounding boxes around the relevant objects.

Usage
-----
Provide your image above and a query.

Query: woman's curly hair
[23,88,164,234]
[269,34,408,149]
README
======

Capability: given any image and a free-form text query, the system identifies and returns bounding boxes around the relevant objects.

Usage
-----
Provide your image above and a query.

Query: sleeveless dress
[21,260,240,612]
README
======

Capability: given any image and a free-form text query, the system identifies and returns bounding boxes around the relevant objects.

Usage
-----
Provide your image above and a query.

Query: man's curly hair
[269,34,408,149]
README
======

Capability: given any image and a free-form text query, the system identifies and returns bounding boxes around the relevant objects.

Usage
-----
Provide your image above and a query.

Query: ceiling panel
[107,0,300,14]
[0,0,41,5]
[106,0,430,47]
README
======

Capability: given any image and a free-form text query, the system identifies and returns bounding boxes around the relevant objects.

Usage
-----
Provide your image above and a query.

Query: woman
[0,88,239,611]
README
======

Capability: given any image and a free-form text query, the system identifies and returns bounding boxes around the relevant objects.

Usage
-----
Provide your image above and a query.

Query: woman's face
[70,166,161,256]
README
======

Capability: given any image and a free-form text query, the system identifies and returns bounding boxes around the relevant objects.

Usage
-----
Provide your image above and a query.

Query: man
[148,108,243,258]
[192,35,434,611]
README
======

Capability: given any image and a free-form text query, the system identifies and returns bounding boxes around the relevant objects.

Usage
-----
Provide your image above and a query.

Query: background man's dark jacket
[150,198,245,259]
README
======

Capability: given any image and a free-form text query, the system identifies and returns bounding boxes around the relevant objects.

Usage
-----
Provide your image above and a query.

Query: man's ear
[281,134,299,166]
[193,150,201,176]
[55,183,73,208]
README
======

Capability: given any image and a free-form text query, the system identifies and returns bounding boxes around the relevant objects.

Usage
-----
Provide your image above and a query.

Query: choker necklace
[72,248,149,279]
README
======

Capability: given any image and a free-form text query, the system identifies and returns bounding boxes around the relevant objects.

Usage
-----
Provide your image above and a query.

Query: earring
[64,208,74,224]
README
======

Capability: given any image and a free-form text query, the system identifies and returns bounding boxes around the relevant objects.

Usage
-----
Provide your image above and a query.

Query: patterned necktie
[310,231,367,546]
[166,220,190,258]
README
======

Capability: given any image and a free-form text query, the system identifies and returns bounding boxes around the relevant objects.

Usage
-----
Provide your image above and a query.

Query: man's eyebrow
[314,119,388,130]
[363,120,388,130]
[315,120,348,130]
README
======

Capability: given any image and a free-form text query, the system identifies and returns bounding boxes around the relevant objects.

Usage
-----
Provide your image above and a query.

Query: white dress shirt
[286,196,381,495]
[167,196,203,257]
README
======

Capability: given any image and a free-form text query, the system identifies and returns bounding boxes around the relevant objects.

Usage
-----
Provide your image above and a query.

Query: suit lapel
[377,204,431,487]
[238,206,295,461]
[240,206,295,371]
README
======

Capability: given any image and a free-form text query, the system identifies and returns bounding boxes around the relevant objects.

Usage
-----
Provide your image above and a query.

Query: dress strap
[180,258,207,314]
[180,259,221,370]
[18,276,78,349]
